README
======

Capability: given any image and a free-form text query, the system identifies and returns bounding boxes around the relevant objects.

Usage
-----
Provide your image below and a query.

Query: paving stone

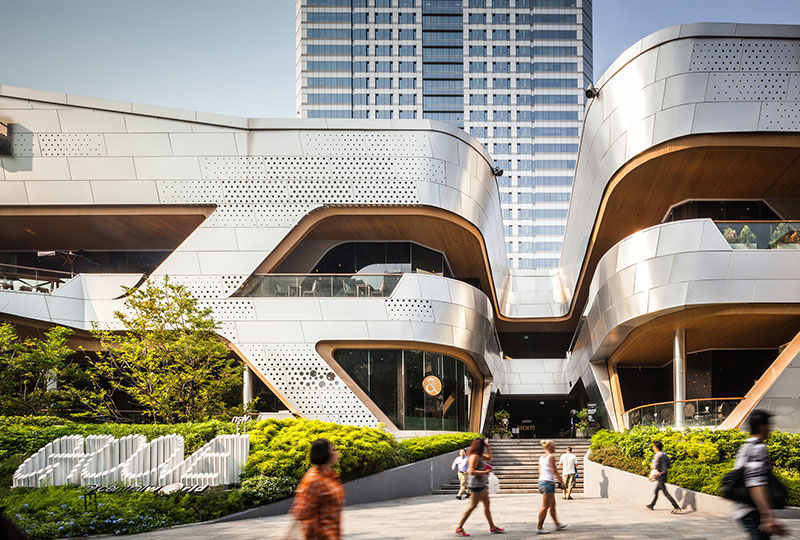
[119,494,800,539]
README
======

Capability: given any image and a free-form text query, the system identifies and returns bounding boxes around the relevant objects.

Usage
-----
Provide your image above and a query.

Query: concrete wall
[582,453,733,515]
[217,449,460,522]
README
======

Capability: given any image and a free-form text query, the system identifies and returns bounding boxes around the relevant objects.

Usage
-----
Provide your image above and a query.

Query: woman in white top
[536,440,567,535]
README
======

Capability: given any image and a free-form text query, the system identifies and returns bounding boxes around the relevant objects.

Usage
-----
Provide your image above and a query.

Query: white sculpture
[13,433,250,488]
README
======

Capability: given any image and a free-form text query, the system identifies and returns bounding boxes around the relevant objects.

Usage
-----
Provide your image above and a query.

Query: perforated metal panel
[157,180,223,203]
[300,132,368,155]
[198,299,257,320]
[248,343,379,426]
[287,179,353,203]
[39,134,104,157]
[169,275,249,299]
[254,204,318,227]
[7,134,40,157]
[707,73,790,101]
[759,102,800,131]
[217,321,238,342]
[741,41,800,71]
[352,179,417,204]
[300,131,430,157]
[264,157,330,180]
[221,180,289,203]
[200,157,266,179]
[365,132,430,156]
[386,298,435,322]
[690,39,743,71]
[205,205,257,228]
[396,157,446,184]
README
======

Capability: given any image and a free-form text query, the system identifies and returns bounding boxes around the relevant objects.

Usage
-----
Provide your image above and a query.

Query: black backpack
[720,443,788,509]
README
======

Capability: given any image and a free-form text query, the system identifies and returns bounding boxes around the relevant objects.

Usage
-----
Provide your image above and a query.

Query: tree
[89,276,241,423]
[0,323,74,415]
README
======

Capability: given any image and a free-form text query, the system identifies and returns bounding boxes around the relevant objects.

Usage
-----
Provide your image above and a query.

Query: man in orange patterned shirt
[290,439,346,540]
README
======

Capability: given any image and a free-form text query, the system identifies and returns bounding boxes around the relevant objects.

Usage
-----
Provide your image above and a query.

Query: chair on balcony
[273,282,289,297]
[371,281,389,297]
[303,279,320,297]
[341,280,356,297]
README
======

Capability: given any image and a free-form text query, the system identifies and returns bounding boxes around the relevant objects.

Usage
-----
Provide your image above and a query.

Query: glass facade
[297,0,593,270]
[334,348,475,431]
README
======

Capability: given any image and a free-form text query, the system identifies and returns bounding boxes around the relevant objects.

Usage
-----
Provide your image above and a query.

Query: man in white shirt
[558,447,578,500]
[451,448,471,500]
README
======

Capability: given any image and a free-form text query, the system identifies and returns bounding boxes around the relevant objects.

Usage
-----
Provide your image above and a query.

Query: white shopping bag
[488,472,500,494]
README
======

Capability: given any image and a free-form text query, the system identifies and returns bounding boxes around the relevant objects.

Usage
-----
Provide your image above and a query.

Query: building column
[673,328,686,428]
[243,367,254,409]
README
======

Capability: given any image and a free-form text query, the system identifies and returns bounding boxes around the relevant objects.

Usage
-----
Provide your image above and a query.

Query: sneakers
[456,495,462,500]
[536,529,550,535]
[490,526,505,534]
[555,524,568,531]
[567,496,574,500]
[455,527,470,537]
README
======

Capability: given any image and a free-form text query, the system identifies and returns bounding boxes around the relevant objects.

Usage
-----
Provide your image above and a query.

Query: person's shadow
[675,487,697,512]
[599,470,609,498]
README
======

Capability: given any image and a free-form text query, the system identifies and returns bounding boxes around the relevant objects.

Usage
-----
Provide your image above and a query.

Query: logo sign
[423,375,442,396]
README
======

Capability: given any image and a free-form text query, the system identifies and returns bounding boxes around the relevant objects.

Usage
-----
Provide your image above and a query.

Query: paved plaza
[122,494,800,539]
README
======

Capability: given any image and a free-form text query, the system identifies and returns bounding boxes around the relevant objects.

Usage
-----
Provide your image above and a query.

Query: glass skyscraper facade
[296,0,592,269]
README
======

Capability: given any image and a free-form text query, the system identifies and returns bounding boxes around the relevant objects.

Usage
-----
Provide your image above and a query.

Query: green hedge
[2,416,478,539]
[589,426,800,506]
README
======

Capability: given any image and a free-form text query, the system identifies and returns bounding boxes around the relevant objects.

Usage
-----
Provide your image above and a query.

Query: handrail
[0,263,75,276]
[624,397,744,416]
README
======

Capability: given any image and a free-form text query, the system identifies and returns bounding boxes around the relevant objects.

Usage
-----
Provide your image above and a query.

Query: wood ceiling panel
[0,205,213,251]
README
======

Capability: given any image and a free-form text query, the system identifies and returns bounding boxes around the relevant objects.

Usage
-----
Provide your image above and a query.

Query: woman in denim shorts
[536,440,567,535]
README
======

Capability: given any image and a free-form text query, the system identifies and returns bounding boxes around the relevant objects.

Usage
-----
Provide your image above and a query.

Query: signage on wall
[423,375,442,396]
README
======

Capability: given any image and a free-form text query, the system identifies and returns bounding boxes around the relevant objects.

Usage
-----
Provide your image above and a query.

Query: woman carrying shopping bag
[455,438,505,537]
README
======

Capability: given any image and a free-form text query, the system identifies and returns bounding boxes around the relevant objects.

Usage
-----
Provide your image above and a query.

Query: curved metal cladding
[0,87,505,430]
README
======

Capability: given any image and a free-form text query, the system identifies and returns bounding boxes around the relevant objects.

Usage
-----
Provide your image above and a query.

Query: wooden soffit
[609,304,800,368]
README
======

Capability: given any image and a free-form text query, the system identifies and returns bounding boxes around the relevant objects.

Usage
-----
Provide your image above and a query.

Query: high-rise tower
[296,0,592,270]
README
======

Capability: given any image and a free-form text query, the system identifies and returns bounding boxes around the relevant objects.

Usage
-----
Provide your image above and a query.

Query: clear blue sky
[2,0,800,118]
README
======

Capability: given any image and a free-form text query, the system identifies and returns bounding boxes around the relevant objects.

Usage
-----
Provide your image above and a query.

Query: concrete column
[243,367,254,409]
[673,328,686,428]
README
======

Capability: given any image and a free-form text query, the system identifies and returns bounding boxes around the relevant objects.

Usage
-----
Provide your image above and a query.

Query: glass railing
[0,263,74,294]
[716,221,800,250]
[624,398,743,429]
[239,274,402,298]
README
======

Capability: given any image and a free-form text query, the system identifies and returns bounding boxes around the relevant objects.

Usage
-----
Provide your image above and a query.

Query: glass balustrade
[624,398,743,429]
[716,221,800,250]
[0,263,73,294]
[238,274,402,298]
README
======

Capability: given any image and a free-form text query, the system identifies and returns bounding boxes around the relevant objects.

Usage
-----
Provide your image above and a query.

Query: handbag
[488,472,500,494]
[720,443,788,509]
[648,469,659,482]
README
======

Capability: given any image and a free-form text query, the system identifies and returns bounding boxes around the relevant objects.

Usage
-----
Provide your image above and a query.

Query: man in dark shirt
[733,409,786,539]
[646,440,680,513]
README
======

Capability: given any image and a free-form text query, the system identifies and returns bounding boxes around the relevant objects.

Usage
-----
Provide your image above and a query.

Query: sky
[2,0,800,118]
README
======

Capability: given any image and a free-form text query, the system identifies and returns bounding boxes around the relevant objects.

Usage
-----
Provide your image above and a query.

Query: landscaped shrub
[589,426,800,506]
[240,475,296,505]
[242,418,398,482]
[398,432,481,461]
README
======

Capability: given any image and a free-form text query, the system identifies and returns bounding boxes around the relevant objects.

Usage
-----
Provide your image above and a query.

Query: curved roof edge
[596,22,800,88]
[0,83,494,167]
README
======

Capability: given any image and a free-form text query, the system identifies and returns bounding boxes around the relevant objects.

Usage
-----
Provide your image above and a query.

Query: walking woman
[455,438,504,536]
[537,439,568,534]
[289,438,346,540]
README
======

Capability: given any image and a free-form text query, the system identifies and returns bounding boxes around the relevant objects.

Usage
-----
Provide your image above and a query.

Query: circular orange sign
[423,375,442,396]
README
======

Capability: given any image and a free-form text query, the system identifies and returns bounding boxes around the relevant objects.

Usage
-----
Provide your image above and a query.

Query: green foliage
[590,427,799,505]
[1,485,247,540]
[0,416,234,487]
[398,432,481,461]
[242,419,397,482]
[588,447,648,476]
[575,408,589,432]
[240,475,296,505]
[88,276,241,423]
[0,324,76,416]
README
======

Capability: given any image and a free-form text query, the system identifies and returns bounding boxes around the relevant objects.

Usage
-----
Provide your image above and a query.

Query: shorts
[538,480,556,494]
[563,473,576,489]
[470,486,486,493]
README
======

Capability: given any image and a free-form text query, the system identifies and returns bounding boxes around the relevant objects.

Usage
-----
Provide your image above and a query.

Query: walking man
[558,446,578,500]
[733,409,786,539]
[451,448,470,500]
[646,440,680,513]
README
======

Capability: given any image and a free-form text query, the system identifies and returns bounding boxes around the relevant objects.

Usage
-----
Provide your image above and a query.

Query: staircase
[434,439,591,495]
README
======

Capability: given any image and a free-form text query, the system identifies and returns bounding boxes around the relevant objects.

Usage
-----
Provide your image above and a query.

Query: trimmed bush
[240,476,296,505]
[398,432,481,462]
[589,427,800,505]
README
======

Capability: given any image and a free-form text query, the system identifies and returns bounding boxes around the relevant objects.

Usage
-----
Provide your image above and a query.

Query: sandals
[671,508,681,514]
[490,526,505,533]
[455,527,470,537]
